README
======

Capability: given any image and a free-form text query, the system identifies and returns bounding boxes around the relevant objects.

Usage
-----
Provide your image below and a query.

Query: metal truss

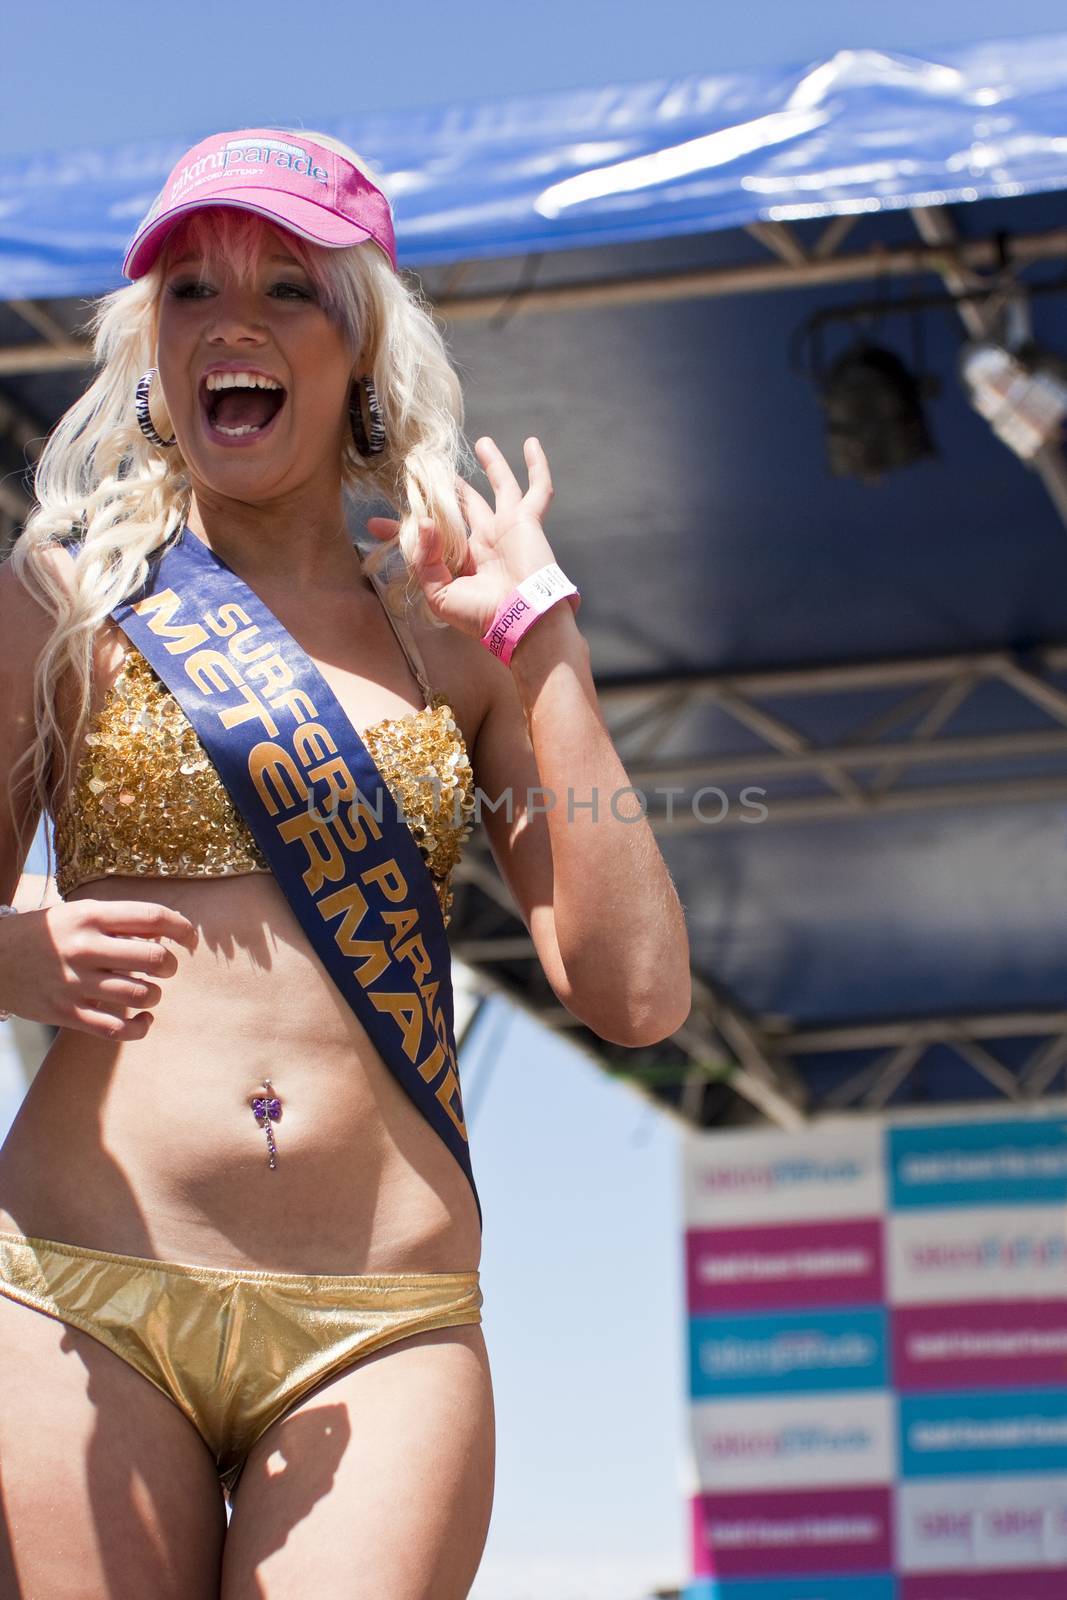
[447,623,1067,1134]
[449,843,809,1133]
[784,1007,1067,1109]
[451,836,1067,1129]
[593,641,1067,827]
[0,214,1066,364]
[429,215,1067,321]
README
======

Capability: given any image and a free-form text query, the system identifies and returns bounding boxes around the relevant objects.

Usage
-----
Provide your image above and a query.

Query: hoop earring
[135,369,176,448]
[349,375,387,457]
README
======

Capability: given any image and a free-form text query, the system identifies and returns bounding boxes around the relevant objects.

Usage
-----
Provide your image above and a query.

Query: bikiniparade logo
[145,136,330,222]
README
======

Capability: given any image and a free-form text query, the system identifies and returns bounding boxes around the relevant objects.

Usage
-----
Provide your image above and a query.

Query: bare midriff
[0,869,482,1275]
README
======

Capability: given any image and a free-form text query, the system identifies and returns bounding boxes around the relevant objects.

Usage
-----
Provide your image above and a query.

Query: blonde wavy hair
[7,128,473,890]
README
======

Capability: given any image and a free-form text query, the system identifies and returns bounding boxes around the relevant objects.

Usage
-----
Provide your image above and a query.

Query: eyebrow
[167,252,309,268]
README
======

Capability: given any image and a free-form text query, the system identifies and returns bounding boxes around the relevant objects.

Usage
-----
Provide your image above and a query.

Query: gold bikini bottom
[0,1228,483,1499]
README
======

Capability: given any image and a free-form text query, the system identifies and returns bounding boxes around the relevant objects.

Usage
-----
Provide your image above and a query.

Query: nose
[204,282,269,346]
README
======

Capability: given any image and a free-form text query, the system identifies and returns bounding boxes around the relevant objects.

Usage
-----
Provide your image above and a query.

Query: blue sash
[110,524,481,1230]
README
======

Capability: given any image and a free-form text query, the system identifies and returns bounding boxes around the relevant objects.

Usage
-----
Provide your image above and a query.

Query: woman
[0,126,691,1597]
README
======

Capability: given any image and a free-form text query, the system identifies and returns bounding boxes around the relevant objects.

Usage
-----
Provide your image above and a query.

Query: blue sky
[5,0,1067,158]
[5,2,1067,1596]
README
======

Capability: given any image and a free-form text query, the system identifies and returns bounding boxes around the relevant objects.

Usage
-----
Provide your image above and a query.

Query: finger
[522,436,554,519]
[88,937,180,977]
[365,516,400,542]
[95,974,163,1008]
[474,436,522,509]
[454,480,492,544]
[91,902,197,950]
[411,520,458,612]
[67,1003,154,1041]
[412,520,452,581]
[455,477,494,536]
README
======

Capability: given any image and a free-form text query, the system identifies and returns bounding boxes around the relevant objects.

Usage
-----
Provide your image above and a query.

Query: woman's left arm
[473,593,693,1047]
[369,434,692,1048]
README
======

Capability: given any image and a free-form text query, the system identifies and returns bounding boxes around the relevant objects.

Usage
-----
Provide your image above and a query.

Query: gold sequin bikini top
[51,588,475,926]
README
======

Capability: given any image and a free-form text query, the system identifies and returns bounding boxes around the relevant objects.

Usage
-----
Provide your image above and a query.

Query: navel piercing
[250,1078,282,1169]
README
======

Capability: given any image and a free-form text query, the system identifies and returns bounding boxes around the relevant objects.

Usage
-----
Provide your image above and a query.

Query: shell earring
[348,374,387,456]
[135,368,176,448]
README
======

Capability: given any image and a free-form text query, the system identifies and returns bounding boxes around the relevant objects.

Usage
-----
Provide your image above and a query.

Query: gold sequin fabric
[51,644,475,926]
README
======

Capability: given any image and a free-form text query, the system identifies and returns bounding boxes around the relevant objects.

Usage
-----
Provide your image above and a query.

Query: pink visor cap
[122,128,398,281]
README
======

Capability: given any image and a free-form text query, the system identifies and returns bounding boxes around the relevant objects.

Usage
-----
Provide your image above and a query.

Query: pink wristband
[480,563,580,667]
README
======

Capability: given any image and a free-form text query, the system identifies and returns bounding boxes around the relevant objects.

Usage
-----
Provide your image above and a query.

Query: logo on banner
[889,1209,1067,1305]
[898,1475,1067,1572]
[900,1391,1067,1478]
[692,1394,893,1490]
[890,1119,1067,1209]
[690,1307,887,1397]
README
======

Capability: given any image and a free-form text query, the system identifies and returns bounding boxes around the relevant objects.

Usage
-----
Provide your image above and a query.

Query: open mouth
[199,378,287,445]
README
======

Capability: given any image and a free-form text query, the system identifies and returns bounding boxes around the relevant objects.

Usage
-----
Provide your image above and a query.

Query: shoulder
[0,538,76,659]
[405,606,501,751]
[1,537,128,733]
[0,542,80,814]
[1,535,124,660]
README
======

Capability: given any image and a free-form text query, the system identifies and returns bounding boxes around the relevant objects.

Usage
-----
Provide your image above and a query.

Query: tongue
[212,388,282,430]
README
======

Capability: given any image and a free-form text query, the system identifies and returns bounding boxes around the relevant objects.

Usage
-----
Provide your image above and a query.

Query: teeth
[215,422,265,437]
[204,372,282,392]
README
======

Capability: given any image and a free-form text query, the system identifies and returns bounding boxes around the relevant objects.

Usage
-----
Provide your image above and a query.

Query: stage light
[958,340,1067,460]
[821,341,936,485]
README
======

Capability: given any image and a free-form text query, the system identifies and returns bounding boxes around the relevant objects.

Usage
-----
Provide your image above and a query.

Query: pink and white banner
[681,1106,1067,1597]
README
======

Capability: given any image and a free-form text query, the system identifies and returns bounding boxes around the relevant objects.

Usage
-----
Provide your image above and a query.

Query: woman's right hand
[0,899,197,1040]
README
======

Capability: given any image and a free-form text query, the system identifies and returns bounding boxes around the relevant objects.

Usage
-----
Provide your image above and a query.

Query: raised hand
[366,435,558,640]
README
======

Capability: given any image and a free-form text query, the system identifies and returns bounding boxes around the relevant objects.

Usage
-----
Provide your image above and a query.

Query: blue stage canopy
[3,30,1067,295]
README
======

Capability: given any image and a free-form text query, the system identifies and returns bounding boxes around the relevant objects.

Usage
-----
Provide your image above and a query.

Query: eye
[165,280,314,301]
